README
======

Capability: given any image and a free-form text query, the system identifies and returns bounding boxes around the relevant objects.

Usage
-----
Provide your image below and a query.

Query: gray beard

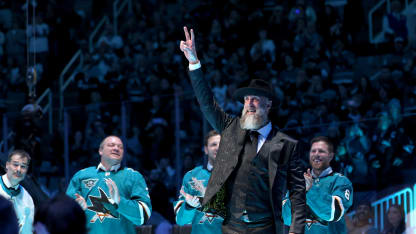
[240,108,268,130]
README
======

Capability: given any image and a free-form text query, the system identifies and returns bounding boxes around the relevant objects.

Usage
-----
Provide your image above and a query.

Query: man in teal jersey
[0,150,34,234]
[283,136,353,234]
[174,130,224,233]
[66,135,151,234]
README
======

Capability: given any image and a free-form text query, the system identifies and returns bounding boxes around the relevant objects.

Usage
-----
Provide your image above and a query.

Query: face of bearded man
[240,95,271,130]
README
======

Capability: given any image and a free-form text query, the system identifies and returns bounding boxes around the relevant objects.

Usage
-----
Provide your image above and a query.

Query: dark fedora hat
[233,79,276,104]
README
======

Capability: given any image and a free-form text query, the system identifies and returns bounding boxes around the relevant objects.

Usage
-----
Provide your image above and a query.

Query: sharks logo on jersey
[82,179,98,190]
[306,221,313,230]
[198,212,219,224]
[87,188,120,223]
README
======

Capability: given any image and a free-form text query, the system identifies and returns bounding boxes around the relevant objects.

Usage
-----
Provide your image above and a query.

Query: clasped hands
[180,187,201,208]
[304,168,313,192]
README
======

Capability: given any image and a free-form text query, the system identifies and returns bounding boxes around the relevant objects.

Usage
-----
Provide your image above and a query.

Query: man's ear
[204,146,208,155]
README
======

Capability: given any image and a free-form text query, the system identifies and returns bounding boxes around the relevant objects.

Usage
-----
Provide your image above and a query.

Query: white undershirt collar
[312,167,333,178]
[97,163,121,172]
[2,174,19,190]
[253,122,272,152]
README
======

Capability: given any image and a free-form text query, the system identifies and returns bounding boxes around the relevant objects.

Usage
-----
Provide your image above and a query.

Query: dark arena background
[0,0,416,233]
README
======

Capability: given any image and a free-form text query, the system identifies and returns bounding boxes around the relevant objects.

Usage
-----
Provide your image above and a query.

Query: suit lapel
[265,129,284,190]
[203,121,247,205]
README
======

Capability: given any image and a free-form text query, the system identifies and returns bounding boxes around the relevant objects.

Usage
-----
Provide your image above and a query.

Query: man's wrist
[189,61,201,71]
[189,59,199,65]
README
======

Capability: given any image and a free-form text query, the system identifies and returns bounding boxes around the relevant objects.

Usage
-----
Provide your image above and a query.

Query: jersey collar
[312,167,333,179]
[97,163,121,172]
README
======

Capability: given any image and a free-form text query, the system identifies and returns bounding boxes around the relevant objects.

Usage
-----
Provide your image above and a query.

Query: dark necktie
[248,131,259,155]
[7,185,20,197]
[1,177,20,196]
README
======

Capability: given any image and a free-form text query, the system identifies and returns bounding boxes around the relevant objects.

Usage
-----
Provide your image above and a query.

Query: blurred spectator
[381,204,405,234]
[70,130,89,171]
[249,28,276,63]
[328,40,354,72]
[13,103,44,172]
[182,154,195,175]
[0,73,8,102]
[209,19,223,44]
[289,0,317,26]
[146,211,172,234]
[210,69,228,108]
[84,118,107,155]
[126,126,144,168]
[346,202,379,234]
[97,24,123,50]
[90,41,119,82]
[5,20,26,65]
[26,15,49,63]
[0,26,4,60]
[369,98,414,188]
[0,2,12,29]
[143,117,172,168]
[33,194,87,234]
[0,195,18,234]
[75,72,99,105]
[8,59,25,91]
[382,0,408,43]
[148,167,175,224]
[267,5,288,44]
[155,157,176,191]
[336,123,372,189]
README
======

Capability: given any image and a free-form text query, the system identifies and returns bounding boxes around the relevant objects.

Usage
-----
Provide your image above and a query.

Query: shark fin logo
[87,188,119,223]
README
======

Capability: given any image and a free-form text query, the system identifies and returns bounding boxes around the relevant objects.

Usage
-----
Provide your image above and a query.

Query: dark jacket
[189,68,306,233]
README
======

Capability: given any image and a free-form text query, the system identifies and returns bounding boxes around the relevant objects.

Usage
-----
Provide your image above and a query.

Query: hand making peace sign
[179,26,199,64]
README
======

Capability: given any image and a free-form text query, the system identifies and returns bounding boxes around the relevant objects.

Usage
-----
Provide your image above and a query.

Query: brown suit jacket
[189,68,306,233]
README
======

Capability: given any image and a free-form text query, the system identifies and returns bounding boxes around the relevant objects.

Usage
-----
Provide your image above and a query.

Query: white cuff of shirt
[189,61,201,71]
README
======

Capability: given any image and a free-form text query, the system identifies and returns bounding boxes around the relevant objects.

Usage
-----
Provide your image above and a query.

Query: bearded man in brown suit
[179,26,306,234]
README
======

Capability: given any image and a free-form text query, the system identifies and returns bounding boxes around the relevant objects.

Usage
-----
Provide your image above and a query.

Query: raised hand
[179,26,199,64]
[304,168,313,192]
[75,193,87,210]
[105,178,120,205]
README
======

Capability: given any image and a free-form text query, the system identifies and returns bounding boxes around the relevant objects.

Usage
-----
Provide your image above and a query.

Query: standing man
[0,150,34,234]
[180,27,306,234]
[174,130,224,233]
[283,136,353,233]
[66,135,151,234]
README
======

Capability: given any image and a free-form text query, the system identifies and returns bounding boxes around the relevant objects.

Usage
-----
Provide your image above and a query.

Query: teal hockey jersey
[282,168,353,234]
[66,166,151,234]
[0,175,34,234]
[173,165,223,234]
